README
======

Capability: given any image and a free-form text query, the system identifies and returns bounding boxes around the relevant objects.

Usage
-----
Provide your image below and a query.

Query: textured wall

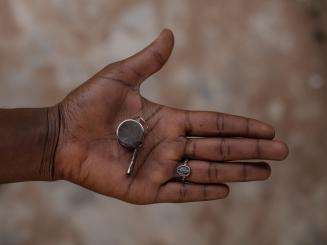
[0,0,326,244]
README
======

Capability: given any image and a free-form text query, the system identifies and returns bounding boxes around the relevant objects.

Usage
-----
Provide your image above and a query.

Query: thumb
[99,29,174,87]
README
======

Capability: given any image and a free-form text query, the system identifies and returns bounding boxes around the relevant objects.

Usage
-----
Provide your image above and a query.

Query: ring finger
[175,160,271,183]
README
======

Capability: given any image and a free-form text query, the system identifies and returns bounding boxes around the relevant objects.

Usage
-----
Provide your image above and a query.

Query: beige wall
[0,0,326,244]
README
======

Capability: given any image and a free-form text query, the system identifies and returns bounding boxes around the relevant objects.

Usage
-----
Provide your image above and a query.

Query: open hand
[53,29,288,204]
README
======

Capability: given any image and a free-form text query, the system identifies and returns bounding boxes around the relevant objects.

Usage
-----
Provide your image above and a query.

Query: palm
[57,77,182,204]
[54,30,288,204]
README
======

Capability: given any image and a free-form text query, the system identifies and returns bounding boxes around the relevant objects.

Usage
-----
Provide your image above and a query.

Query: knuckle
[184,111,193,134]
[185,138,196,158]
[216,113,224,135]
[218,139,230,161]
[208,163,220,182]
[179,183,188,202]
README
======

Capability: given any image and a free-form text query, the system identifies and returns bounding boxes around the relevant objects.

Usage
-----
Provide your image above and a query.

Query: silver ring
[176,159,191,181]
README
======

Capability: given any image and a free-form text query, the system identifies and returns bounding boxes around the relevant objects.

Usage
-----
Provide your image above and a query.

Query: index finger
[181,110,275,139]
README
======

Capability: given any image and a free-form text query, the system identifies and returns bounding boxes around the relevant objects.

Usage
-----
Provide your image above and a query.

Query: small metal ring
[176,159,191,182]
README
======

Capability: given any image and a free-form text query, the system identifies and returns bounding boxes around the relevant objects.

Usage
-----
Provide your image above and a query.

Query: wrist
[41,105,61,181]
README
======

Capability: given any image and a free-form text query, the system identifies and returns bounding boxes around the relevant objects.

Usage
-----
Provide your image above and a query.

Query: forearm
[0,106,59,183]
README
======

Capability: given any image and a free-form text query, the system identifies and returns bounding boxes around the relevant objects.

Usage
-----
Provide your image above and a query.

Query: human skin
[0,29,288,204]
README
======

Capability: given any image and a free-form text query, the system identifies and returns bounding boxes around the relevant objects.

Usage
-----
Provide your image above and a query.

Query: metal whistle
[116,117,146,175]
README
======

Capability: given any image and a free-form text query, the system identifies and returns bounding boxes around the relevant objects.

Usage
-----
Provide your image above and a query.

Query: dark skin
[0,29,288,204]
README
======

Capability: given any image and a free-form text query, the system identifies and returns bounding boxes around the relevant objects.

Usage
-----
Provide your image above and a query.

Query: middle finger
[174,160,271,183]
[184,138,288,161]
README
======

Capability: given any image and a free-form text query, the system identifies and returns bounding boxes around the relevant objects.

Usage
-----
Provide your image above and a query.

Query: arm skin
[0,107,59,183]
[0,29,288,204]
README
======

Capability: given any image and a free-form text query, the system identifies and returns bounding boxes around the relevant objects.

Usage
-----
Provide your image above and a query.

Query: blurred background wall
[0,0,326,244]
